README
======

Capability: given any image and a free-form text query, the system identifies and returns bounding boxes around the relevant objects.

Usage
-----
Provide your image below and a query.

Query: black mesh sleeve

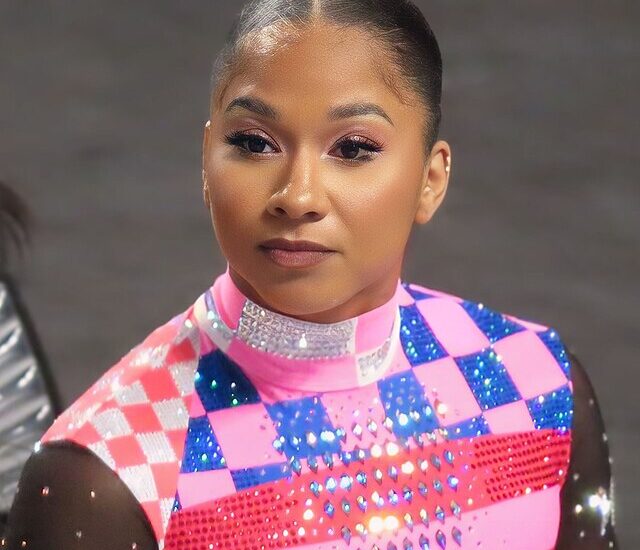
[1,440,158,550]
[555,350,618,549]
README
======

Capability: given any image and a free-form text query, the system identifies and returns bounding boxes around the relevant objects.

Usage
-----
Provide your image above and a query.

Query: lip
[259,238,334,252]
[258,238,336,268]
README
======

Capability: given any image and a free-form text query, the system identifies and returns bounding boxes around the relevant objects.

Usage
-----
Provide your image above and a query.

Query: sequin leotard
[2,266,617,549]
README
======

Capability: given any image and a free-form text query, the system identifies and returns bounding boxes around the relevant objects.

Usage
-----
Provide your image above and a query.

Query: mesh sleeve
[555,350,619,549]
[1,440,158,550]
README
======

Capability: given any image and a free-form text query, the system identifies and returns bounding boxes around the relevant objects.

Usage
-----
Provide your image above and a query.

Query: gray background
[2,1,638,545]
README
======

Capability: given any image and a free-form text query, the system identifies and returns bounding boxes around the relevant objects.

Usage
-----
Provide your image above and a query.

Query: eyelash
[223,130,383,163]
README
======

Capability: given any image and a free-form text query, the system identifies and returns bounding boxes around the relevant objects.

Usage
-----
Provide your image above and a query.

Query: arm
[2,440,158,550]
[555,351,618,549]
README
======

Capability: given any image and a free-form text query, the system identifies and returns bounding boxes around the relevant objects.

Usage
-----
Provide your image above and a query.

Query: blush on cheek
[353,181,414,230]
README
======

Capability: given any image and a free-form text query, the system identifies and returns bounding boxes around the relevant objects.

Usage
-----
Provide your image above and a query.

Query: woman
[2,1,617,548]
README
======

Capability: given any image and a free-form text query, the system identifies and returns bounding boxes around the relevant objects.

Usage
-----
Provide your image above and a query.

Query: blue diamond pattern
[230,462,290,490]
[537,328,571,379]
[180,415,226,473]
[377,370,440,438]
[266,396,341,459]
[195,349,261,412]
[455,347,522,410]
[399,304,448,366]
[460,301,525,343]
[526,384,573,431]
[443,414,491,439]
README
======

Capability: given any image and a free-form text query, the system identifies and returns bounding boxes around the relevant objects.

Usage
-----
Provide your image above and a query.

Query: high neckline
[195,264,403,392]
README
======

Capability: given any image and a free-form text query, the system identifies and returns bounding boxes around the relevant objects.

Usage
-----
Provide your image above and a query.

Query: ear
[202,120,212,209]
[414,140,451,225]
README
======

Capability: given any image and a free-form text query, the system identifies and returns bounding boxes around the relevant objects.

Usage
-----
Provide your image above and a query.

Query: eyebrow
[224,95,394,126]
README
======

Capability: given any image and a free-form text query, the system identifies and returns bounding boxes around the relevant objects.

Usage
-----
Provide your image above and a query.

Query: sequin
[538,328,572,379]
[526,384,573,431]
[398,304,447,366]
[443,414,491,439]
[230,462,289,490]
[237,298,355,359]
[455,348,521,410]
[32,273,606,550]
[180,416,225,473]
[195,350,261,412]
[377,371,440,438]
[451,525,462,545]
[460,301,525,343]
[266,396,342,458]
[447,475,459,491]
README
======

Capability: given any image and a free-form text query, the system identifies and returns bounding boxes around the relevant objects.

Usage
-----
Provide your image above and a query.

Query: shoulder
[42,303,201,445]
[556,352,618,546]
[401,279,572,375]
[400,279,575,437]
[38,299,205,543]
[3,440,158,550]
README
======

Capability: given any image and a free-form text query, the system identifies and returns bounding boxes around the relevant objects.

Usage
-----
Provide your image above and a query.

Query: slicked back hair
[211,0,443,157]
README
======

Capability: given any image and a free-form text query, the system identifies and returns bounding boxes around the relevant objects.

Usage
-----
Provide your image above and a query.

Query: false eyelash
[223,131,383,162]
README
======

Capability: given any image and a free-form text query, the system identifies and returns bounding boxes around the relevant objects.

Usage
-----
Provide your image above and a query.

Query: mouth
[258,238,336,268]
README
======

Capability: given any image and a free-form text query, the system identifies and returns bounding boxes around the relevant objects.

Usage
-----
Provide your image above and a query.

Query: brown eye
[224,131,277,155]
[339,140,361,159]
[331,136,383,162]
[245,136,271,153]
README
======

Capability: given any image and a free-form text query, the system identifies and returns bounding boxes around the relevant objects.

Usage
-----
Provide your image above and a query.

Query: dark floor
[1,0,638,545]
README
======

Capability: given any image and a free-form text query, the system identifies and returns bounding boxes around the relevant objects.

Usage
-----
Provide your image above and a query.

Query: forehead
[216,22,415,123]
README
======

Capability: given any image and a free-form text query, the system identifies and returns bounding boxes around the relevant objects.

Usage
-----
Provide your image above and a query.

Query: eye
[224,131,277,156]
[224,131,383,163]
[330,136,383,163]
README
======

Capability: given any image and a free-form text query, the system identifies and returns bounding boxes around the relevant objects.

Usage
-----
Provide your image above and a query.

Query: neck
[194,266,405,392]
[227,264,403,324]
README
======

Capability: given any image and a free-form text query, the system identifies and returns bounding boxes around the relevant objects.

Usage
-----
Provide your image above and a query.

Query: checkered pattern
[40,307,202,548]
[174,280,574,518]
[37,277,575,548]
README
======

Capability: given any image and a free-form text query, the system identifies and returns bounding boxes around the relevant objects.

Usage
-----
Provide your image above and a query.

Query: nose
[265,147,330,221]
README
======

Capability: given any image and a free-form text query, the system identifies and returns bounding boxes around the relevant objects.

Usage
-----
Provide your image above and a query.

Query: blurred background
[1,0,638,545]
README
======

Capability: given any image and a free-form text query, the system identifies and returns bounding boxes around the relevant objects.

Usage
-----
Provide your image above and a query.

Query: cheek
[207,162,265,242]
[336,169,418,255]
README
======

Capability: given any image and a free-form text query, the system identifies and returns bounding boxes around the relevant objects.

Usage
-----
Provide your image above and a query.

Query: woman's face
[202,21,451,322]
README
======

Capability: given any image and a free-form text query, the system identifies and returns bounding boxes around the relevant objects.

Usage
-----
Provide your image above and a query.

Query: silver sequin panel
[236,299,357,360]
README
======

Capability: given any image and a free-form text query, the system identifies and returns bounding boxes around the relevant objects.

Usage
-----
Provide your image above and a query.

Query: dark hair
[0,181,30,269]
[211,0,443,157]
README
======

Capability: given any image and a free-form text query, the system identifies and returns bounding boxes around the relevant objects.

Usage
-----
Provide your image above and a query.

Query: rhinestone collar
[235,298,356,360]
[194,265,403,392]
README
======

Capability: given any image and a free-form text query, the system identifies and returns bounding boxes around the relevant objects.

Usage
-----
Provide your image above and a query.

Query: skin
[202,20,451,323]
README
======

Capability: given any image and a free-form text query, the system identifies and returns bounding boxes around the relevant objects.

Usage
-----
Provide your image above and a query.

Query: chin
[257,279,349,320]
